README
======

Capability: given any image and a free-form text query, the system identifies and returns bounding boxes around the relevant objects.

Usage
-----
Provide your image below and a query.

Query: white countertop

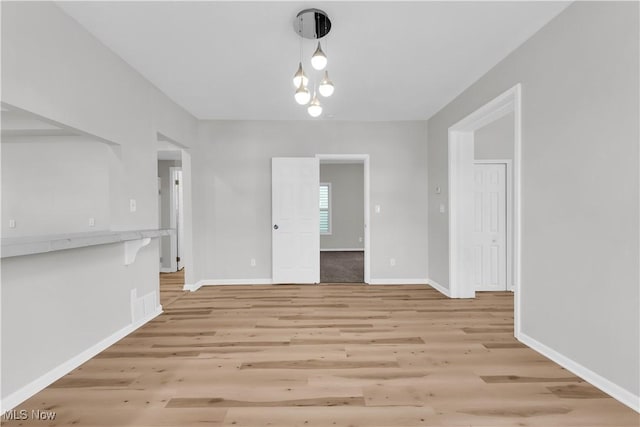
[1,229,174,258]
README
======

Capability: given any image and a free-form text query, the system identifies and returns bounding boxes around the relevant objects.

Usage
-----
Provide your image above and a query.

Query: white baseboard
[518,332,639,413]
[427,278,451,297]
[368,278,429,285]
[159,268,174,273]
[0,306,163,413]
[183,282,202,292]
[320,248,364,252]
[185,279,274,291]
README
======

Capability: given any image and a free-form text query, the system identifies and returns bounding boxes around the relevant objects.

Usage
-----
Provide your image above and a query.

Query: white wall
[1,2,197,408]
[1,2,197,230]
[192,120,428,282]
[2,137,111,237]
[427,1,639,402]
[474,111,514,160]
[320,164,365,251]
[1,242,159,398]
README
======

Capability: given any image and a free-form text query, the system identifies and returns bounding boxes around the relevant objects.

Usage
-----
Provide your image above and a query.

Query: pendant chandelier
[293,8,334,118]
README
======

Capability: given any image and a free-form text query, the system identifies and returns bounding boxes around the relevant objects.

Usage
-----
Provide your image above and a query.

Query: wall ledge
[1,229,173,259]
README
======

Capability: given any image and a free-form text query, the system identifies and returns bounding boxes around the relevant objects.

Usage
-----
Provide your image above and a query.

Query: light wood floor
[5,283,638,426]
[159,269,186,307]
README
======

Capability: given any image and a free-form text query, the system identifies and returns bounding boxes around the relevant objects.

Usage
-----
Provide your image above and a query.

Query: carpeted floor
[320,251,364,283]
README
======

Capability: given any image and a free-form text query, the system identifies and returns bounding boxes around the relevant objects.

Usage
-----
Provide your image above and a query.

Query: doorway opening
[316,154,370,284]
[158,148,183,273]
[270,155,370,285]
[157,133,193,304]
[448,84,522,336]
[319,164,364,283]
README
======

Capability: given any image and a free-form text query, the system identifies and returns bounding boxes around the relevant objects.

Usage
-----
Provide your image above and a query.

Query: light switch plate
[440,204,445,213]
[375,205,381,214]
[8,219,16,228]
[129,199,137,212]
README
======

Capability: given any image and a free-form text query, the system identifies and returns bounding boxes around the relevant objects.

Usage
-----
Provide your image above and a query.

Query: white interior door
[472,163,507,290]
[272,157,319,284]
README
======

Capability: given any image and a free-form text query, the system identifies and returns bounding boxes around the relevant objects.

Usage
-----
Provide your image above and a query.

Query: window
[319,182,331,234]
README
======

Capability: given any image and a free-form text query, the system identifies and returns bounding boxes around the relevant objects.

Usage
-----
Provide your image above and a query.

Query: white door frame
[473,159,513,291]
[169,167,185,271]
[179,150,194,286]
[157,177,163,269]
[168,167,180,272]
[315,154,371,284]
[448,84,522,337]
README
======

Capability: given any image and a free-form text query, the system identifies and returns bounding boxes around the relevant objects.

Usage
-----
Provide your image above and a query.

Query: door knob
[273,224,279,230]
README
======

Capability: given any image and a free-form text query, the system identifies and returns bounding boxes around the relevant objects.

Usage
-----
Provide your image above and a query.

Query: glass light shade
[307,94,322,117]
[311,42,327,70]
[318,71,334,97]
[294,82,311,105]
[292,62,309,88]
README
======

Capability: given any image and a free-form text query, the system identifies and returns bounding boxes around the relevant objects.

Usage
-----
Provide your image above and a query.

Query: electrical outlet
[375,205,381,214]
[358,237,363,243]
[439,203,445,214]
[250,258,256,267]
[390,258,396,267]
[88,217,95,227]
[129,199,137,212]
[8,219,16,228]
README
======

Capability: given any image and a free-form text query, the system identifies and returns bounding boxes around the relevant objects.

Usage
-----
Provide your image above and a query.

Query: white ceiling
[56,1,570,121]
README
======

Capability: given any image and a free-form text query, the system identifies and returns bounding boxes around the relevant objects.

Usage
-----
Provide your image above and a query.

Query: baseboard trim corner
[518,332,639,413]
[0,307,163,413]
[368,278,429,285]
[427,278,451,297]
[183,281,203,292]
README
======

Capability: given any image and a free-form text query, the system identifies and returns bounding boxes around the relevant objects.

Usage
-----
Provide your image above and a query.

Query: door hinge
[175,179,180,185]
[176,256,181,262]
